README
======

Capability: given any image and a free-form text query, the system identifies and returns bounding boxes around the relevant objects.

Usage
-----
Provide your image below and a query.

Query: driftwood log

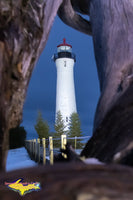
[81,84,133,163]
[58,0,133,162]
[0,0,133,199]
[0,1,133,198]
[0,0,63,171]
[61,0,133,131]
[1,163,133,200]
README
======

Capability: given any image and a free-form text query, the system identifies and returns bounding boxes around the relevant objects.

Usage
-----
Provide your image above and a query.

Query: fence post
[61,134,67,159]
[34,139,37,161]
[33,139,35,155]
[42,138,46,165]
[75,136,77,150]
[37,138,40,163]
[49,136,53,165]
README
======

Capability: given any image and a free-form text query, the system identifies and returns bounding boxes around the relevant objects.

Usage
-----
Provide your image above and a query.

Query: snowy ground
[83,158,103,165]
[6,147,103,172]
[6,147,38,172]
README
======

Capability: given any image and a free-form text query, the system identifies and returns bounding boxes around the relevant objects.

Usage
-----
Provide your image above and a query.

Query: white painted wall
[55,57,77,130]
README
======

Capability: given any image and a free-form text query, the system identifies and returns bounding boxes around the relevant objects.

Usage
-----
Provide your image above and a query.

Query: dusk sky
[22,16,100,139]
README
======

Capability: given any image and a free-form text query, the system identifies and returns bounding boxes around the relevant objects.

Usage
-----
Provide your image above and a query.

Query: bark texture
[58,0,133,162]
[81,83,133,162]
[81,0,133,161]
[90,0,133,131]
[58,0,92,36]
[0,0,63,171]
[59,0,133,132]
[0,1,133,198]
[1,163,133,200]
[0,0,133,175]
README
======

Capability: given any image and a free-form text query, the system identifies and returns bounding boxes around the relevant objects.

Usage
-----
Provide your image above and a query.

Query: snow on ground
[6,147,103,172]
[6,147,38,172]
[83,158,104,165]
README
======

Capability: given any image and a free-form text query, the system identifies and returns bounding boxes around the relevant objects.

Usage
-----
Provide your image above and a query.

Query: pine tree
[54,111,66,147]
[68,112,83,149]
[34,111,49,139]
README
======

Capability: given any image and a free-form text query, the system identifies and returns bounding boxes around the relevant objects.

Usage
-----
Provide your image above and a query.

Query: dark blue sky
[22,16,100,139]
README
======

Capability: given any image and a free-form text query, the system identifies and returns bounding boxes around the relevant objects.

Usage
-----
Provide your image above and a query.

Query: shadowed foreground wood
[0,0,63,171]
[59,0,133,132]
[57,0,133,165]
[81,83,133,163]
[0,163,133,200]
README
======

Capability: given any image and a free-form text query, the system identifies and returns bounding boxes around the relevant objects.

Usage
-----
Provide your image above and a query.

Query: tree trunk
[0,0,63,171]
[89,0,133,131]
[81,84,133,162]
[81,0,133,160]
[58,0,133,162]
[1,163,133,199]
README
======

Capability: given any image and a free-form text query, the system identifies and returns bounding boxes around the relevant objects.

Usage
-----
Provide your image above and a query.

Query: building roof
[57,38,72,48]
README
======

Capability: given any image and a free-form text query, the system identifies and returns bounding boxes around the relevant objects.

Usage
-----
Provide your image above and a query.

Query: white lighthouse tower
[53,38,77,131]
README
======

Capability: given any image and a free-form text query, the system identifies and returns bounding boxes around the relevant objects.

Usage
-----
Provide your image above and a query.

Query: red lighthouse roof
[57,38,72,48]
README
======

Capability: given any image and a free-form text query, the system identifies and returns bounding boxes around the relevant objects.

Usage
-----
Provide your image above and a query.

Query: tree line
[34,111,83,148]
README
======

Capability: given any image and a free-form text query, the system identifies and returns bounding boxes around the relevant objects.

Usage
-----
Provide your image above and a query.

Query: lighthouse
[53,39,77,131]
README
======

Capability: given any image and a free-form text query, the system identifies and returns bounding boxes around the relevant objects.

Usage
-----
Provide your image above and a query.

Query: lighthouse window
[64,61,66,67]
[66,117,68,122]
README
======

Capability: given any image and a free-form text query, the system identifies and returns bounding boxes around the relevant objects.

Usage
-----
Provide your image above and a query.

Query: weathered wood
[1,163,133,199]
[70,0,91,15]
[58,0,92,36]
[90,0,133,131]
[58,0,133,163]
[59,0,133,131]
[54,143,82,162]
[49,136,53,165]
[0,0,63,171]
[81,83,133,163]
[0,0,133,176]
[114,141,133,166]
[42,138,46,165]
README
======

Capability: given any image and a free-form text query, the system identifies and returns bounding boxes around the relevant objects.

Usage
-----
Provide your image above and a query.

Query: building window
[66,117,68,122]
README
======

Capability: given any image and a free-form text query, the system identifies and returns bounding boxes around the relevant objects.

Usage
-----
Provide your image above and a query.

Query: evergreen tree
[54,111,66,135]
[54,111,66,147]
[68,112,83,149]
[34,111,49,139]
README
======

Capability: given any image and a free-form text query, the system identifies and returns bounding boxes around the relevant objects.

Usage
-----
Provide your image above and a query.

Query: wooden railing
[25,135,90,165]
